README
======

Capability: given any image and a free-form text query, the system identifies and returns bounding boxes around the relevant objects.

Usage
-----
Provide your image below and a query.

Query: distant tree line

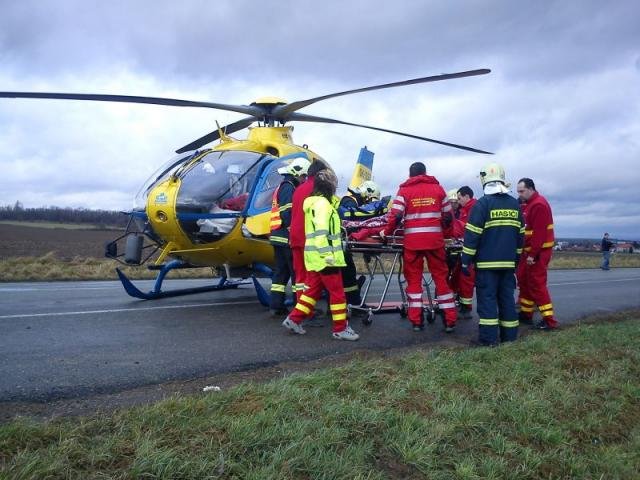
[0,201,128,228]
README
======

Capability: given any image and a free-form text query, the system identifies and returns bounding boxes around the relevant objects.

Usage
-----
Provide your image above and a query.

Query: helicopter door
[244,152,311,237]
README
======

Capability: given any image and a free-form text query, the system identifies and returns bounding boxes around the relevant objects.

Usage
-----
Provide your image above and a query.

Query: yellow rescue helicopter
[0,68,492,302]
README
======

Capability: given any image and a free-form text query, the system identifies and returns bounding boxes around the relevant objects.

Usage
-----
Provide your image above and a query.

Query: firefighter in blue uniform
[460,163,525,346]
[269,157,311,315]
[338,180,386,307]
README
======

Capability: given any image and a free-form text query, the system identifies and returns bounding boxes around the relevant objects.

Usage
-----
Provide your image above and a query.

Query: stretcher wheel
[400,304,408,318]
[362,312,374,326]
[424,309,435,324]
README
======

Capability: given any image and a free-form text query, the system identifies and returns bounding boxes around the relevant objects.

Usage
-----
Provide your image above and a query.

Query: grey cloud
[2,1,638,83]
[1,0,639,239]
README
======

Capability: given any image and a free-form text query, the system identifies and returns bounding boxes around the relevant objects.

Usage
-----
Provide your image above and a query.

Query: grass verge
[3,251,639,282]
[1,314,639,479]
[0,253,215,282]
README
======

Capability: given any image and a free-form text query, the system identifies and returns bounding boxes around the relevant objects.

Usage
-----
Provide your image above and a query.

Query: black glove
[461,264,471,277]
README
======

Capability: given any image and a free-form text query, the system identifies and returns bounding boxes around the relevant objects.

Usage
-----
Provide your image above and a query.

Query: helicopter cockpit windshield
[175,150,265,242]
[133,151,197,212]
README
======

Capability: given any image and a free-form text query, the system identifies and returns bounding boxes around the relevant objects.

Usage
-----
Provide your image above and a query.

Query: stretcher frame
[346,233,441,326]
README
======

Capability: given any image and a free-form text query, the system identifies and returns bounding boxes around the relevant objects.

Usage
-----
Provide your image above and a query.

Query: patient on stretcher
[342,197,392,242]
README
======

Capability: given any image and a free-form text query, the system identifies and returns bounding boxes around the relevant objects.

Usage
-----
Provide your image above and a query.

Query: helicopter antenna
[216,120,231,142]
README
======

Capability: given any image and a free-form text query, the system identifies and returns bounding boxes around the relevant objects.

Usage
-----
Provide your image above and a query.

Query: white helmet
[479,162,506,187]
[355,180,381,201]
[447,189,459,202]
[277,157,311,178]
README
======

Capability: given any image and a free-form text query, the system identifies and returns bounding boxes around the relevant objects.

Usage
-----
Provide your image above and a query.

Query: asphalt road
[1,268,639,403]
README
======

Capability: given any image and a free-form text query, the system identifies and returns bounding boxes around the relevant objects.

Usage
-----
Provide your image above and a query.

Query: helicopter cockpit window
[251,158,292,212]
[133,151,196,211]
[175,150,265,243]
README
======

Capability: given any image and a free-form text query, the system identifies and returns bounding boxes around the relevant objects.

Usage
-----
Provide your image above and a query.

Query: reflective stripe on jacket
[461,193,524,269]
[382,175,451,250]
[269,179,295,245]
[303,195,346,271]
[522,191,555,257]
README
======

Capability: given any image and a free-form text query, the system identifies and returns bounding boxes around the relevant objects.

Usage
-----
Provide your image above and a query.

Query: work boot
[458,305,473,320]
[282,317,306,335]
[518,311,533,325]
[412,322,425,332]
[532,320,558,331]
[445,325,456,334]
[332,325,360,341]
[469,338,498,348]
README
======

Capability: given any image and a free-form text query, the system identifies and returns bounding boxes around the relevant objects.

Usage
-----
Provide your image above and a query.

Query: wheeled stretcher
[346,234,462,326]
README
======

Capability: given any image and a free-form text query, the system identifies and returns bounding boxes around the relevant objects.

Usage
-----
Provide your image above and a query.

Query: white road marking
[0,300,254,320]
[549,277,640,286]
[0,286,123,292]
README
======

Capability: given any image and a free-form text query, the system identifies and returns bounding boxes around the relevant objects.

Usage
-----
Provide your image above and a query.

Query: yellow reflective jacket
[303,195,346,271]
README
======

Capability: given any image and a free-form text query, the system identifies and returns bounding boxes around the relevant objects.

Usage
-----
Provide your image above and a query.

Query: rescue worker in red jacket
[269,157,311,314]
[452,185,477,319]
[379,162,457,332]
[516,177,558,330]
[289,160,328,302]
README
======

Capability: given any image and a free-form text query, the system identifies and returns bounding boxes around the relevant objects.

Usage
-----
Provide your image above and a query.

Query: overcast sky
[1,0,638,239]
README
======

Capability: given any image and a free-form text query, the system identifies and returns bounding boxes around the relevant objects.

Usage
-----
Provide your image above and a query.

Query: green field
[2,312,638,479]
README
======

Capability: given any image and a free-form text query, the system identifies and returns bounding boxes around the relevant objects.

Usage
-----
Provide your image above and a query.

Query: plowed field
[0,223,117,259]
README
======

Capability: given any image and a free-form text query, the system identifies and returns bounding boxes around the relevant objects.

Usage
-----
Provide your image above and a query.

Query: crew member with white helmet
[460,163,524,346]
[269,156,311,315]
[338,180,384,307]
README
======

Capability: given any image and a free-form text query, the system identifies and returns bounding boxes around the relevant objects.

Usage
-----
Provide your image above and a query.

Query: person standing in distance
[601,233,614,270]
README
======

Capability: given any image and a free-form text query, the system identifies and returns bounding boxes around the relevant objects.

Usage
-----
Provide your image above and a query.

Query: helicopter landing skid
[116,260,253,300]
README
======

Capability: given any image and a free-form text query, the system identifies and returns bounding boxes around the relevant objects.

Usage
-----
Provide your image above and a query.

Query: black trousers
[341,250,362,306]
[270,245,294,310]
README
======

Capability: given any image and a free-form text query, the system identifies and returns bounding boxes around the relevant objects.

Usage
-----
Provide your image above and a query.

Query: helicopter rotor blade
[0,91,263,117]
[288,112,493,155]
[273,69,491,118]
[175,116,256,153]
